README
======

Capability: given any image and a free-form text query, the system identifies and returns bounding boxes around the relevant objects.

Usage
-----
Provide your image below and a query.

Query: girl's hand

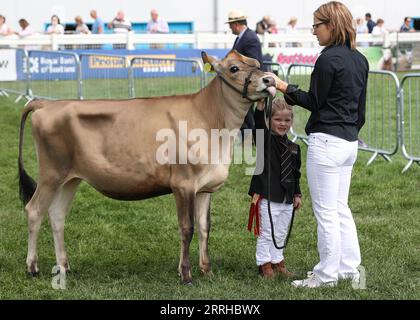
[293,196,302,210]
[256,99,265,111]
[264,72,289,93]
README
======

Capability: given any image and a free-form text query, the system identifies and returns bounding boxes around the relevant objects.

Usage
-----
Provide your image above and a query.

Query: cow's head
[202,50,275,101]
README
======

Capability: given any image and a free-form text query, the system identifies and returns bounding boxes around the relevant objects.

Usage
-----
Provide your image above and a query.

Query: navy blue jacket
[233,28,263,68]
[248,110,302,204]
[285,44,369,142]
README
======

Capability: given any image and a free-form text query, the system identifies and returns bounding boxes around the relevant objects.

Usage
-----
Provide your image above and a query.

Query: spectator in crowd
[90,10,104,34]
[227,10,263,66]
[147,9,169,49]
[285,16,298,34]
[356,16,368,34]
[108,10,132,49]
[15,18,36,37]
[267,17,279,34]
[46,15,65,35]
[227,9,263,143]
[146,9,169,34]
[0,15,13,36]
[365,13,376,33]
[372,18,387,36]
[285,16,300,47]
[266,17,279,47]
[15,18,37,50]
[75,16,90,34]
[255,15,270,35]
[400,17,415,32]
[108,10,132,33]
[355,16,368,47]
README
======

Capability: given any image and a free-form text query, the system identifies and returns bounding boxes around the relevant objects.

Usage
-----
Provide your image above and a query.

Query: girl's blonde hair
[314,1,356,50]
[271,98,293,118]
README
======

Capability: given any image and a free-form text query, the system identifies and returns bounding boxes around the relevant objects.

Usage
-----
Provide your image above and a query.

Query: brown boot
[258,262,275,278]
[272,260,295,279]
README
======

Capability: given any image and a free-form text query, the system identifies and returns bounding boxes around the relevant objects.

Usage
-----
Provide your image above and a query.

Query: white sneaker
[339,272,360,283]
[291,272,337,288]
[339,272,366,289]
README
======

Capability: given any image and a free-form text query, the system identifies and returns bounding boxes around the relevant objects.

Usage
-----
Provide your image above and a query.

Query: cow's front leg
[173,187,196,284]
[195,192,213,276]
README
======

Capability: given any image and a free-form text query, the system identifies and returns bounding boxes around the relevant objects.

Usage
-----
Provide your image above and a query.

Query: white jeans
[307,133,361,282]
[256,199,294,266]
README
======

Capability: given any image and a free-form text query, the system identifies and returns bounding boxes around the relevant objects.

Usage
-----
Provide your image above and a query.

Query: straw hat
[225,9,248,23]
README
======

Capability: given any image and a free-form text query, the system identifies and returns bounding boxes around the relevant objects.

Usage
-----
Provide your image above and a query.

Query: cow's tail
[18,99,44,205]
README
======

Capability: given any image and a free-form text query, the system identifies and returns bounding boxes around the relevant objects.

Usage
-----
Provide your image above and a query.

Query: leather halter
[216,69,260,103]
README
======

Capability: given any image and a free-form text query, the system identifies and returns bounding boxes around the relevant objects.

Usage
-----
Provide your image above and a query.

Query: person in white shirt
[16,19,36,37]
[74,16,91,34]
[108,11,132,49]
[0,15,13,36]
[372,18,387,36]
[355,16,368,47]
[146,9,169,34]
[108,11,132,34]
[285,16,300,47]
[15,19,37,50]
[46,15,65,35]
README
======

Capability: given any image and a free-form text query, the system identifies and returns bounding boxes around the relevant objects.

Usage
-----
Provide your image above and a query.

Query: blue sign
[23,49,230,81]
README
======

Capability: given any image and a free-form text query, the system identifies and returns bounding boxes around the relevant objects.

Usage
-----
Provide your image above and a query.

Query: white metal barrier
[129,56,204,98]
[285,64,402,166]
[27,50,81,99]
[399,74,420,173]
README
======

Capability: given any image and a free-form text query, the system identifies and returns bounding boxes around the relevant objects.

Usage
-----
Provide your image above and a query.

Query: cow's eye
[230,66,239,73]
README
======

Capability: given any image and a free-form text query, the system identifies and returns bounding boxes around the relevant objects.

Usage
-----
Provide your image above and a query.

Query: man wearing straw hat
[226,9,264,143]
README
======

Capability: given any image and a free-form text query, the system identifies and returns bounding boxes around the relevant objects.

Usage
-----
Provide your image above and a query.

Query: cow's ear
[201,51,218,73]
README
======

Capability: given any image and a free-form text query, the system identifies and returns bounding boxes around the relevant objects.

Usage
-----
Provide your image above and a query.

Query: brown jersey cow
[18,50,275,284]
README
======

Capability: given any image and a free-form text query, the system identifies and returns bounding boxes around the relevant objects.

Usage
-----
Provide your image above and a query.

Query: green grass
[0,92,420,300]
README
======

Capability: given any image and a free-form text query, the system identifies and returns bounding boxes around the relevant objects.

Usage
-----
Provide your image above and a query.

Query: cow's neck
[198,77,251,131]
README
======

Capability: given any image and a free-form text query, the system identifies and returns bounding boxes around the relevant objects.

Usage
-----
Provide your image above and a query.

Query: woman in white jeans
[267,1,369,288]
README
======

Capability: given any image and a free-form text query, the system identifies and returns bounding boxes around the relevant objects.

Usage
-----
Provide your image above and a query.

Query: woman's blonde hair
[271,98,293,118]
[314,1,356,50]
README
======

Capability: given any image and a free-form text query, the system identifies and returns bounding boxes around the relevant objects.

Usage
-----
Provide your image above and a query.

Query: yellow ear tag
[204,62,214,73]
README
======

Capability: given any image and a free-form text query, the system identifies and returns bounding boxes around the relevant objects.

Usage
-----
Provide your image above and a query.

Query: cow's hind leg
[195,192,213,276]
[173,187,196,284]
[48,178,81,272]
[25,182,60,276]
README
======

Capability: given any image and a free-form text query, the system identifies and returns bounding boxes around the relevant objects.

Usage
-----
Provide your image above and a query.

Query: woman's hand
[264,72,289,93]
[293,196,302,210]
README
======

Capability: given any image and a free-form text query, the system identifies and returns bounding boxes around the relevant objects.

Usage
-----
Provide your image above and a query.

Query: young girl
[248,98,302,279]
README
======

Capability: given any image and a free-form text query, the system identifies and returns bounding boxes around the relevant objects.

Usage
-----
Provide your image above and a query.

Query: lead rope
[266,96,296,250]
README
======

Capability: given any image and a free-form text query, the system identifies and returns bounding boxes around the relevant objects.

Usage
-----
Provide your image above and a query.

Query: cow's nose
[263,76,275,86]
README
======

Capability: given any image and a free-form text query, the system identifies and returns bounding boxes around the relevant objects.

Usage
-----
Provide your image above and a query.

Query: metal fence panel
[129,57,203,98]
[359,71,400,164]
[79,53,129,99]
[262,62,286,81]
[27,50,81,99]
[400,74,420,172]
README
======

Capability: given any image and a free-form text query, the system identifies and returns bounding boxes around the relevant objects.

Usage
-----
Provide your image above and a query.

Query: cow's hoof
[204,270,214,277]
[182,279,193,286]
[27,271,40,277]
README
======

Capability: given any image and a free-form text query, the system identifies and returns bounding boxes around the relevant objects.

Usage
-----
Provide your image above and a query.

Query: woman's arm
[266,55,338,112]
